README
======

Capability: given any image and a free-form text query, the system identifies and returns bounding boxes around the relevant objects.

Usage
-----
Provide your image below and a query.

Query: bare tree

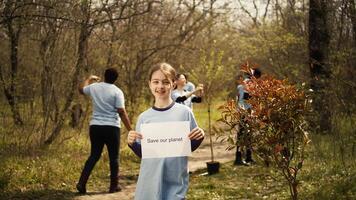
[0,1,26,125]
[44,0,157,145]
[237,0,261,27]
[349,0,356,52]
[95,0,215,119]
[43,0,92,145]
[0,0,228,146]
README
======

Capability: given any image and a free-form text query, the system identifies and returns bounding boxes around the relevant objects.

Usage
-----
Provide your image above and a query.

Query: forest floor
[74,136,235,200]
[1,102,355,200]
[1,134,355,200]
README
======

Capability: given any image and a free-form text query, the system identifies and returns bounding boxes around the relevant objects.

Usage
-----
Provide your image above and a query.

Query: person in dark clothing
[234,68,262,166]
[76,68,132,194]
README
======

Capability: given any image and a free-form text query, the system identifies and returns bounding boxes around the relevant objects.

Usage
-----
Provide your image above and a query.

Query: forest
[0,0,355,199]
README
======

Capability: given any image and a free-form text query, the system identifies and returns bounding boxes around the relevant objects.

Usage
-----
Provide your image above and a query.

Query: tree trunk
[346,0,356,112]
[350,0,356,48]
[39,22,59,137]
[290,180,298,200]
[44,2,91,145]
[1,1,24,125]
[3,88,23,125]
[308,0,331,133]
[349,0,356,73]
[208,102,215,162]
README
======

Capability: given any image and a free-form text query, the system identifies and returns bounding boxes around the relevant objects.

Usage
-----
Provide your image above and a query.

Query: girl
[171,73,203,110]
[127,63,205,200]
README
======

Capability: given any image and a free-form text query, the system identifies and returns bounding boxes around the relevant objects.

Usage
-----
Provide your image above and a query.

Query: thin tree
[0,1,25,125]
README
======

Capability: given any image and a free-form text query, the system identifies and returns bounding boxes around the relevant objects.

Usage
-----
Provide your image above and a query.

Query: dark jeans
[235,117,253,162]
[81,125,120,179]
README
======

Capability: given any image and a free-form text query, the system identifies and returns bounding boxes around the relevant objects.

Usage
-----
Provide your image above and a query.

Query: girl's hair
[174,73,186,90]
[149,62,176,82]
[175,73,185,80]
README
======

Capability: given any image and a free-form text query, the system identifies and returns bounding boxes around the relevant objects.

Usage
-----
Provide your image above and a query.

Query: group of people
[76,63,205,200]
[75,62,261,199]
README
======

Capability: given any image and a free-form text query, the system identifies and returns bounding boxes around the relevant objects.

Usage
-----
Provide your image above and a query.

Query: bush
[217,64,311,200]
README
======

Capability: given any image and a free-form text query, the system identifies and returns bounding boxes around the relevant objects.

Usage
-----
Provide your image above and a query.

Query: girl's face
[149,70,174,100]
[176,74,187,87]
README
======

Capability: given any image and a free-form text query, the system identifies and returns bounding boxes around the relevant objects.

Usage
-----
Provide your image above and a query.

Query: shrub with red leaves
[217,63,311,200]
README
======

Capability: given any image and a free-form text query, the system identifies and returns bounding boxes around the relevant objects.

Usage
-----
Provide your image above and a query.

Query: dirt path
[74,137,234,200]
[74,184,136,200]
[188,139,235,172]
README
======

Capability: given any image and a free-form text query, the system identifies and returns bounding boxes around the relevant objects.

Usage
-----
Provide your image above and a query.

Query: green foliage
[188,46,233,162]
[233,25,308,82]
[193,102,222,130]
[190,47,230,104]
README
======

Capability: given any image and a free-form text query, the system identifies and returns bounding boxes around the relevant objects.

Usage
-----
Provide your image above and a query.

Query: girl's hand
[127,130,143,146]
[188,127,205,140]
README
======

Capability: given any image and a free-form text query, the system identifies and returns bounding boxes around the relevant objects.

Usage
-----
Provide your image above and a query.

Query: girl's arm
[174,85,204,103]
[128,142,142,158]
[189,127,205,152]
[175,96,188,103]
[128,130,143,158]
[191,96,202,103]
[191,83,203,103]
[191,138,204,152]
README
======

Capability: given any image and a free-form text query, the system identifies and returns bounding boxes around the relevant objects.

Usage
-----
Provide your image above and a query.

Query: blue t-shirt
[183,81,195,92]
[236,79,251,110]
[83,82,124,127]
[134,103,198,200]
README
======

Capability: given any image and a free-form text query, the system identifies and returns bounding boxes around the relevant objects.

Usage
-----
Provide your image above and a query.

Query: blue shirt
[236,79,252,110]
[132,103,201,200]
[83,82,125,127]
[183,81,195,92]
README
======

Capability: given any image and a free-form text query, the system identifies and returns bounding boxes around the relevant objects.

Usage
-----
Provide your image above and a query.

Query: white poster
[141,121,192,159]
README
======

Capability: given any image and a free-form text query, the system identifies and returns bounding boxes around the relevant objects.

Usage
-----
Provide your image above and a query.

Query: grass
[192,101,223,131]
[299,134,356,200]
[0,101,355,199]
[188,162,290,200]
[187,133,356,200]
[0,128,141,199]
